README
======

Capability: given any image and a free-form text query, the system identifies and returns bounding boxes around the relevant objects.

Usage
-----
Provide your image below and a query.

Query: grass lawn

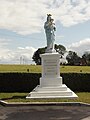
[0,92,90,104]
[60,66,90,73]
[0,64,90,73]
[0,64,42,73]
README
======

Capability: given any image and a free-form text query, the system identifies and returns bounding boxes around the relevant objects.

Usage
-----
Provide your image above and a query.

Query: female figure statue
[44,14,56,53]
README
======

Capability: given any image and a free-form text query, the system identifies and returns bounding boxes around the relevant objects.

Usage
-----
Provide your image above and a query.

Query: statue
[44,14,56,53]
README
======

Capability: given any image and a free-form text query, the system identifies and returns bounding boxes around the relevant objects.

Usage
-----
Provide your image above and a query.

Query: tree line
[32,44,90,66]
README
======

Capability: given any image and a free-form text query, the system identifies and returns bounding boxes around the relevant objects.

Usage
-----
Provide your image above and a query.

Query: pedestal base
[40,76,62,87]
[26,84,78,99]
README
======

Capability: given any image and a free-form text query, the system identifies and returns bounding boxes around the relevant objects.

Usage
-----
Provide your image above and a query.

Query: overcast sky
[0,0,90,64]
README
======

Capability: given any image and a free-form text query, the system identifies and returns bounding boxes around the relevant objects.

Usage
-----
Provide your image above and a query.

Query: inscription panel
[44,59,57,76]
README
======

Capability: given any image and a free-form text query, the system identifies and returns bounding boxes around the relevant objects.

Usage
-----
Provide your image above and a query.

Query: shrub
[61,73,90,92]
[0,73,90,92]
[0,73,41,92]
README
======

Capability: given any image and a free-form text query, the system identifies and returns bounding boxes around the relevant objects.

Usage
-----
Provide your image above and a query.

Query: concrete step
[30,87,76,98]
[35,85,67,92]
[31,90,72,97]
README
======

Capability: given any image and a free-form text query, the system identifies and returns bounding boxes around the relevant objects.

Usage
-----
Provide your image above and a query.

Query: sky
[0,0,90,64]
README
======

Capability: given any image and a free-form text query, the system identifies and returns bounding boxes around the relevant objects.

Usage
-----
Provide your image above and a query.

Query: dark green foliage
[0,73,41,92]
[66,51,81,65]
[32,47,46,65]
[82,52,90,65]
[61,73,90,92]
[55,44,66,55]
[0,73,90,92]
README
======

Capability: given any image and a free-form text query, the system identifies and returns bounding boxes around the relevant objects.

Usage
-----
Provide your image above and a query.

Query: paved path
[0,105,90,120]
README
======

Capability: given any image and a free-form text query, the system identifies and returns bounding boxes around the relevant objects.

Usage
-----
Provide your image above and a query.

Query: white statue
[44,14,56,53]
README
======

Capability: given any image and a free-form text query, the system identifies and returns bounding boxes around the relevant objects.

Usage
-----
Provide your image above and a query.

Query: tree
[66,51,81,65]
[55,44,66,56]
[32,44,66,65]
[32,47,46,65]
[82,52,90,65]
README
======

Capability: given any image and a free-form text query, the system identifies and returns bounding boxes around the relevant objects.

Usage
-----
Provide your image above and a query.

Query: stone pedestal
[40,53,62,87]
[26,53,78,98]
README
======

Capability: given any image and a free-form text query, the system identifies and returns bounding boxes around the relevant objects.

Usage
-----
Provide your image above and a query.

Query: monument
[26,14,78,98]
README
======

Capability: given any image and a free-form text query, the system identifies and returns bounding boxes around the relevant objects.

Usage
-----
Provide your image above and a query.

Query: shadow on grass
[2,95,26,101]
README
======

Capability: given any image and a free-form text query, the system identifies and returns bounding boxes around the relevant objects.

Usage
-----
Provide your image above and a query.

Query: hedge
[0,73,90,92]
[61,73,90,92]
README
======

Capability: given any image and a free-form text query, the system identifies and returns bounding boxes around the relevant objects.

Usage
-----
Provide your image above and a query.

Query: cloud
[0,38,11,46]
[0,38,36,64]
[56,35,64,39]
[0,0,90,35]
[0,0,45,35]
[53,0,90,27]
[17,46,36,59]
[67,38,90,56]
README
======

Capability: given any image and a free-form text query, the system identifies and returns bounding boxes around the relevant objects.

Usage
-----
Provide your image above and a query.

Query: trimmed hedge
[0,73,40,92]
[61,73,90,92]
[0,73,90,92]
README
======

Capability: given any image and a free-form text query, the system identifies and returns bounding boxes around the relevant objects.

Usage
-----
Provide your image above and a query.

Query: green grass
[0,92,90,104]
[0,64,90,73]
[60,66,90,73]
[0,64,42,73]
